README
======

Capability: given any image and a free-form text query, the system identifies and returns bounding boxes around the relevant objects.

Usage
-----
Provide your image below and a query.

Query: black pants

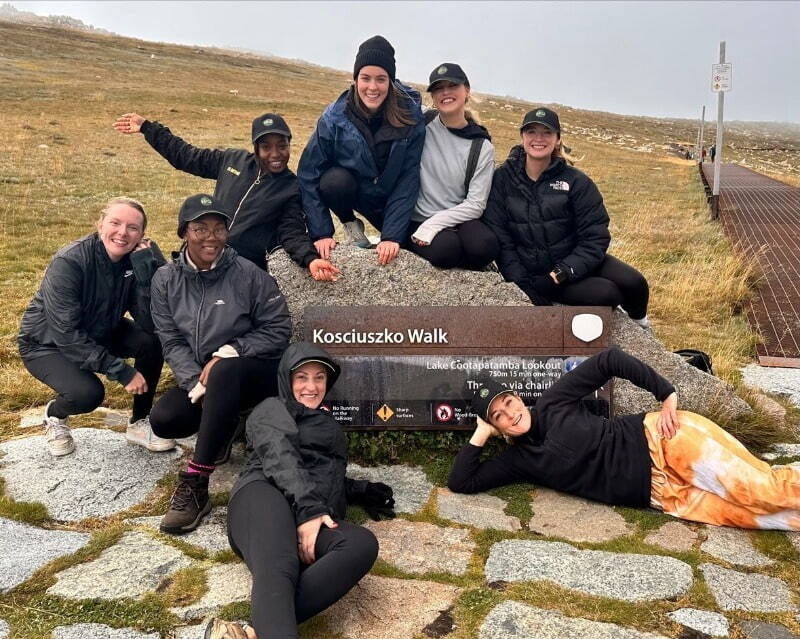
[228,480,378,639]
[551,254,649,319]
[22,319,163,422]
[408,219,499,270]
[149,357,279,466]
[319,167,385,231]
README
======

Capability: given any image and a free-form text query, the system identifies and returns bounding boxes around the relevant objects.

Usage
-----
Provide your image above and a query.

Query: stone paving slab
[437,488,521,531]
[644,521,698,552]
[528,489,633,542]
[131,508,229,554]
[667,608,729,636]
[51,624,159,639]
[347,464,433,514]
[739,620,800,639]
[47,531,192,600]
[0,517,91,594]
[0,619,8,639]
[0,428,182,522]
[320,574,459,639]
[365,519,476,575]
[171,562,251,621]
[478,601,669,639]
[485,540,693,602]
[701,563,797,612]
[701,527,774,567]
[18,407,130,429]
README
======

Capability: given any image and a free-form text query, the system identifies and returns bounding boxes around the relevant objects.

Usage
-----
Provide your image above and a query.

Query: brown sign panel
[304,306,611,430]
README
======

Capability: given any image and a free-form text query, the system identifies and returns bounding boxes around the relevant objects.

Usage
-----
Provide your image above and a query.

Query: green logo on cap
[535,109,547,117]
[479,388,489,398]
[200,196,212,206]
[262,118,273,126]
[437,65,448,75]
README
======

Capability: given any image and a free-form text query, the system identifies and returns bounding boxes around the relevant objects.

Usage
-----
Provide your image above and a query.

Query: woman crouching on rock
[450,347,800,530]
[483,107,650,327]
[204,342,387,639]
[18,196,173,457]
[409,62,499,270]
[149,194,291,535]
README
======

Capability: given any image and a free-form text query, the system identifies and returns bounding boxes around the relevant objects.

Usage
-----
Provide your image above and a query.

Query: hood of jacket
[277,342,341,407]
[172,244,238,280]
[446,120,491,142]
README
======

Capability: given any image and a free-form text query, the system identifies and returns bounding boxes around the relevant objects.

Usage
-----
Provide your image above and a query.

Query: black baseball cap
[520,107,561,134]
[471,379,512,422]
[427,62,470,92]
[251,113,292,144]
[177,194,231,237]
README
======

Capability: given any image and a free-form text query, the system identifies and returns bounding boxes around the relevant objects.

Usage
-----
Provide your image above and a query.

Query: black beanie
[353,35,396,81]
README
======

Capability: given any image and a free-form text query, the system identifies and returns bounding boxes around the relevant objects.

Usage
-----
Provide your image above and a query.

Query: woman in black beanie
[297,35,426,266]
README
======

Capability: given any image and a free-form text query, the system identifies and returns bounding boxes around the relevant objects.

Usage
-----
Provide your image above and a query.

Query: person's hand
[376,241,400,266]
[309,258,341,282]
[124,371,148,395]
[412,237,429,247]
[657,392,680,439]
[199,356,221,386]
[470,416,500,446]
[134,238,152,252]
[113,113,145,135]
[549,271,559,284]
[297,514,337,564]
[188,381,206,404]
[314,238,337,260]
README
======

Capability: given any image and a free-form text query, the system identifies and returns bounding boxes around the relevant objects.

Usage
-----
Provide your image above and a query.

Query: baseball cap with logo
[470,379,512,422]
[520,107,561,134]
[177,194,232,237]
[251,112,292,144]
[426,62,470,92]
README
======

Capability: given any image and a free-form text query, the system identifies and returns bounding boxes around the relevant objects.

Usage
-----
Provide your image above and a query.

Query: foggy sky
[10,1,800,123]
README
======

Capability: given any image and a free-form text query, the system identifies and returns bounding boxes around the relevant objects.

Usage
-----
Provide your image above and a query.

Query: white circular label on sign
[571,313,603,343]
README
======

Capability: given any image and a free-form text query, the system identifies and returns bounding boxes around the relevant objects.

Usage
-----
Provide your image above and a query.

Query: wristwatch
[551,265,569,284]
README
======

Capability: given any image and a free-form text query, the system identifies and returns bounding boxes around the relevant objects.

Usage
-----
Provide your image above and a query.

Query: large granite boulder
[269,247,749,417]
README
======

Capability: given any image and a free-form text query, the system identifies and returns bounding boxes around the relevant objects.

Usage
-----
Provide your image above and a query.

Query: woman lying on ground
[205,342,393,639]
[297,35,425,266]
[408,62,498,270]
[483,107,651,327]
[449,347,799,530]
[18,197,173,457]
[149,194,292,535]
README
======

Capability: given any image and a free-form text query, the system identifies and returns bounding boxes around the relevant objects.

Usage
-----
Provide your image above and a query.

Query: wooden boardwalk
[701,163,800,367]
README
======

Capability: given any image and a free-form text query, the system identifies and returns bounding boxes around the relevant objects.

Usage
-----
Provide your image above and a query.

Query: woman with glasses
[149,194,292,535]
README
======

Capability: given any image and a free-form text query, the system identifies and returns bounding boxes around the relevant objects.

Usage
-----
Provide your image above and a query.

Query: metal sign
[711,63,732,92]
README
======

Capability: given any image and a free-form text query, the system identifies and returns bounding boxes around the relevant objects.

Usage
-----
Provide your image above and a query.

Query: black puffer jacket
[150,247,291,391]
[18,233,164,385]
[483,147,610,284]
[232,342,348,525]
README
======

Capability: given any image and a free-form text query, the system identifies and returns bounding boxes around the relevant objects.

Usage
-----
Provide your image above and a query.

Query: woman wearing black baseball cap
[408,63,499,270]
[483,107,650,327]
[297,35,425,266]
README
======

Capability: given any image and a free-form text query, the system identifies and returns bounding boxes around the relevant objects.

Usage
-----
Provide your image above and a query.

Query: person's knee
[319,167,358,210]
[586,280,623,307]
[461,228,499,267]
[416,232,461,269]
[66,377,105,414]
[206,356,242,388]
[344,525,379,573]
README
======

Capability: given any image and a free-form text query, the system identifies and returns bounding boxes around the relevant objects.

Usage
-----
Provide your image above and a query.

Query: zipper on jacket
[229,168,263,231]
[194,274,206,360]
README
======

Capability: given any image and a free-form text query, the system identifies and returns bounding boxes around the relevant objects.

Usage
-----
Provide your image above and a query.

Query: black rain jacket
[232,342,349,526]
[150,246,291,391]
[483,146,611,285]
[141,120,318,270]
[18,233,164,385]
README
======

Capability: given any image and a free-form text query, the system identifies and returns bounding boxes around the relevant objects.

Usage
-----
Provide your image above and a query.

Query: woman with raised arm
[18,197,173,457]
[297,35,425,266]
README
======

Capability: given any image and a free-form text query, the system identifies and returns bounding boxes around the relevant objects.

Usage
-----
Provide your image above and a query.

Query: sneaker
[204,618,250,639]
[43,401,75,457]
[126,416,177,452]
[160,471,211,535]
[343,219,374,249]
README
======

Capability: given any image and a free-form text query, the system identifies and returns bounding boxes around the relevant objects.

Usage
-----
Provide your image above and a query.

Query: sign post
[697,105,706,163]
[710,42,731,219]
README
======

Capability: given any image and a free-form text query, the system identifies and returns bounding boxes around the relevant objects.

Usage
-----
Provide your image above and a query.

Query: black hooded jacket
[483,147,611,285]
[232,343,349,526]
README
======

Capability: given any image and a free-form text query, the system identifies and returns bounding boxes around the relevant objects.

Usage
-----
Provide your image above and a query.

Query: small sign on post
[711,63,732,92]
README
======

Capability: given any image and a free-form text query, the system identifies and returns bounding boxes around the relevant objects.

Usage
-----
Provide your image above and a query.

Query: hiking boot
[126,416,177,452]
[43,401,75,457]
[343,219,374,248]
[214,418,246,466]
[204,618,251,639]
[160,471,211,535]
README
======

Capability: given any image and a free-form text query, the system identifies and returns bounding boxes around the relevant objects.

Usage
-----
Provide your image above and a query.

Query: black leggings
[228,480,378,639]
[552,254,649,319]
[319,166,384,231]
[149,357,279,466]
[22,319,163,422]
[408,219,499,270]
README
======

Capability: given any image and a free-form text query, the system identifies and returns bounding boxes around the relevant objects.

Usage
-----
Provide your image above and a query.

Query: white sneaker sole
[48,440,75,457]
[125,432,177,452]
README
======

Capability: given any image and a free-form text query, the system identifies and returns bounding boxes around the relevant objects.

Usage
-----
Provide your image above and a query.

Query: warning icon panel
[376,404,394,422]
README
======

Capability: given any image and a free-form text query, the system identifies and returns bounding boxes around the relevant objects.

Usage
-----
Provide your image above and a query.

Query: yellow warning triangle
[376,404,394,422]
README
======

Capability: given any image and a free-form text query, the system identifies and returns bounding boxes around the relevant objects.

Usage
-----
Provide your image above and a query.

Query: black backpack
[675,349,714,375]
[424,109,484,193]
